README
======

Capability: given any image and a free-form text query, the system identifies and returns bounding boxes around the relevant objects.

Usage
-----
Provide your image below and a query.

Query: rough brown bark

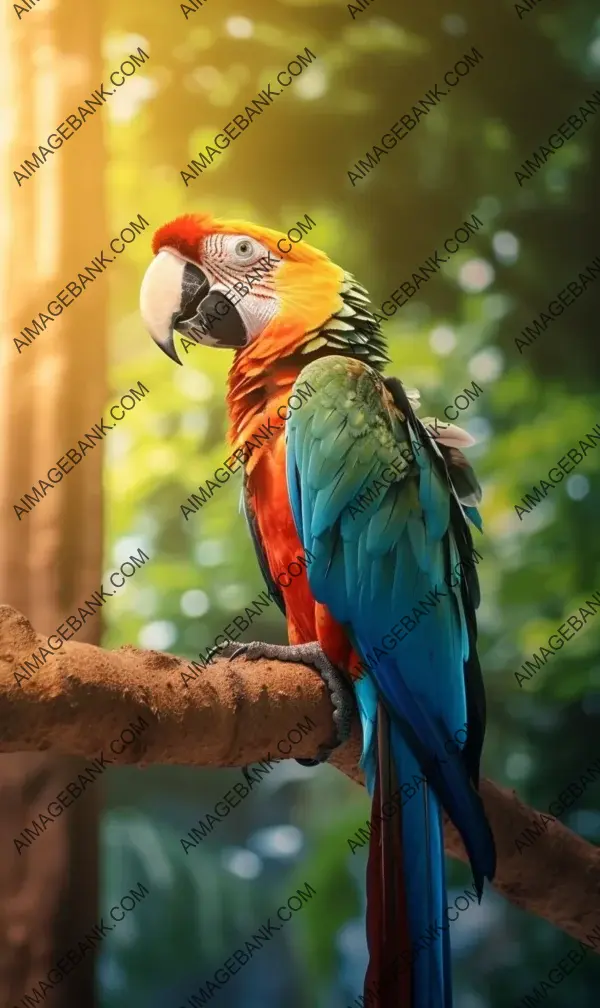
[0,2,106,1004]
[2,604,598,949]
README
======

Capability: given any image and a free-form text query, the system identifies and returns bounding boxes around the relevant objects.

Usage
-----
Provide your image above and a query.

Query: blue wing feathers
[284,358,494,1008]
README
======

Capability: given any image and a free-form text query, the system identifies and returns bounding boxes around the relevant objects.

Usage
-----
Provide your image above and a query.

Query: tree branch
[1,605,597,947]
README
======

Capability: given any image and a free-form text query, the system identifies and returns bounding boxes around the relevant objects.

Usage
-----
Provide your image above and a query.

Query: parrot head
[139,211,389,372]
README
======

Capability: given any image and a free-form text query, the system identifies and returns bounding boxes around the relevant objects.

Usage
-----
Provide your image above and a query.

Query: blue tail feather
[390,721,453,1007]
[356,675,493,1008]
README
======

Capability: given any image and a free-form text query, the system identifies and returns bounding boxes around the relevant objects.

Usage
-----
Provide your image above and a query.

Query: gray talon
[226,640,356,764]
[208,641,240,660]
[227,644,248,661]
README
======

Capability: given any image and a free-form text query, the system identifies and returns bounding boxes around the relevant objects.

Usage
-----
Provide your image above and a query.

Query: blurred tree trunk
[0,2,107,1005]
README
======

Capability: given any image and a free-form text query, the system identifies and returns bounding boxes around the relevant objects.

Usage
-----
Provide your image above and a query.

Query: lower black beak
[157,330,182,365]
[173,262,210,332]
[141,251,248,363]
[162,262,210,364]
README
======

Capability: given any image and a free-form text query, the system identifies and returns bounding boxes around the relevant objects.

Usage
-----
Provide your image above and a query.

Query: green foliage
[290,800,367,981]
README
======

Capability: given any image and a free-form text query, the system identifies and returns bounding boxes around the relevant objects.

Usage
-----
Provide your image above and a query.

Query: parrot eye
[234,239,254,260]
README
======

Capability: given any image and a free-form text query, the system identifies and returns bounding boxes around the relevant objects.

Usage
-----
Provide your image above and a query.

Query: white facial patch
[228,288,280,341]
[206,275,280,342]
[200,235,283,341]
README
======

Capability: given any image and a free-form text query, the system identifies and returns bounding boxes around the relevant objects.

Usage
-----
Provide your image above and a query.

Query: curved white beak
[140,250,189,364]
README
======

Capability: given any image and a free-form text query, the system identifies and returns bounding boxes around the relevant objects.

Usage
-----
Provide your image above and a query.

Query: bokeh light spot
[225,17,254,39]
[138,620,177,651]
[458,258,495,293]
[222,847,262,879]
[567,474,589,501]
[250,825,303,859]
[180,589,210,618]
[492,230,519,265]
[429,325,456,355]
[441,15,467,36]
[469,347,504,382]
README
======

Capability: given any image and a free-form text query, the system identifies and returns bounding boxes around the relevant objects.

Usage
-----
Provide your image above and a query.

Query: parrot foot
[228,640,355,765]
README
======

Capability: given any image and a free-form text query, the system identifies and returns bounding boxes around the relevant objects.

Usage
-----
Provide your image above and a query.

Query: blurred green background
[99,1,599,1005]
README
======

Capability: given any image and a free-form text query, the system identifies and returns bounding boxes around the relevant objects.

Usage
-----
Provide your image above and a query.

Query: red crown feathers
[151,213,217,260]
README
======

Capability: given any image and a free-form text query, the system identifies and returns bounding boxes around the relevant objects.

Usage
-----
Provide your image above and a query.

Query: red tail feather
[364,707,412,1007]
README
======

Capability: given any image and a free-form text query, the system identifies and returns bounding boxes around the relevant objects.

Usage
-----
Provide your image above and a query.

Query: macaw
[140,211,496,1008]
